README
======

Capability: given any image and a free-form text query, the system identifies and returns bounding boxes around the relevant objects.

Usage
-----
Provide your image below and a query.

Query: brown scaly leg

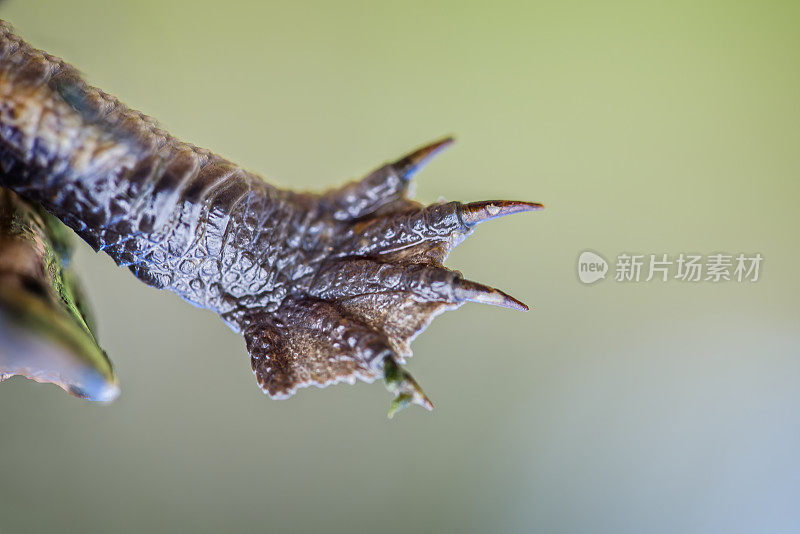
[0,21,542,415]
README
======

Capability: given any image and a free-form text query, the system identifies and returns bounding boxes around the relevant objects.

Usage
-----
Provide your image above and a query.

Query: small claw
[460,200,544,226]
[393,137,455,181]
[454,279,529,311]
[384,356,434,418]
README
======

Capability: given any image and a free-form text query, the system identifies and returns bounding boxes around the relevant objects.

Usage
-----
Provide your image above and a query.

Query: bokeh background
[1,1,799,532]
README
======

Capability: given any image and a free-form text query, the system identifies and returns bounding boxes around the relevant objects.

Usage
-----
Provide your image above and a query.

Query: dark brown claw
[454,279,530,311]
[392,136,455,180]
[460,200,545,226]
[319,137,454,222]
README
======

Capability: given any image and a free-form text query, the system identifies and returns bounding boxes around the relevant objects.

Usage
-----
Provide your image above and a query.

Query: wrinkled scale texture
[0,20,540,411]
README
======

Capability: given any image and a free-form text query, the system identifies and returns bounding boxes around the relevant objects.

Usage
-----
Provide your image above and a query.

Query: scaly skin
[0,20,542,414]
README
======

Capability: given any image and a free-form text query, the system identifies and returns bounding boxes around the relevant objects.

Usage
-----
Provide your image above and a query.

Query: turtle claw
[392,136,455,181]
[460,200,544,226]
[454,279,530,311]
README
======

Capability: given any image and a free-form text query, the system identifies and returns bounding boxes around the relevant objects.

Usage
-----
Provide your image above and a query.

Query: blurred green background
[1,1,799,532]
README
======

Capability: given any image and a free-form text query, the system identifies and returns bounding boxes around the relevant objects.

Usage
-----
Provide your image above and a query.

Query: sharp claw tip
[500,294,530,312]
[455,279,529,311]
[461,200,544,226]
[396,137,455,180]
